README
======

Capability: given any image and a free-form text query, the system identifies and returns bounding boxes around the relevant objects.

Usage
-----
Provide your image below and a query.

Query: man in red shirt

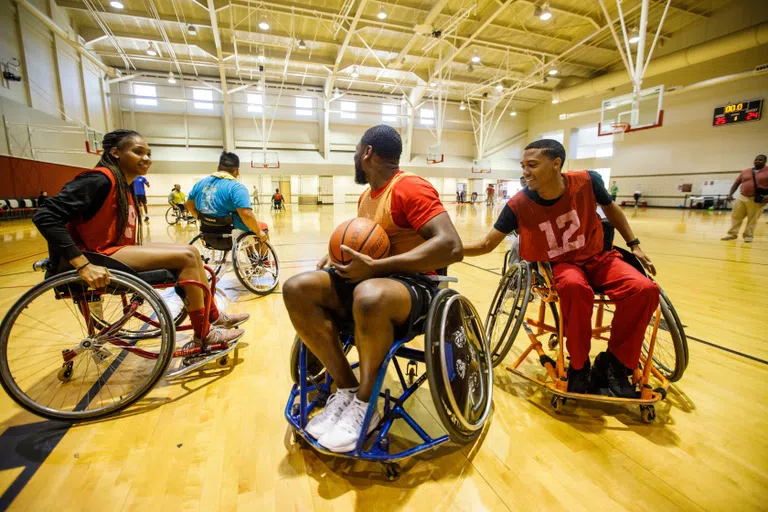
[721,154,767,242]
[282,125,462,453]
[463,139,658,397]
[486,184,495,205]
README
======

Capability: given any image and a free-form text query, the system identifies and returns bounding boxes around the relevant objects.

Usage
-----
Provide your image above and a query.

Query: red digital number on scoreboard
[746,112,759,121]
[714,117,726,125]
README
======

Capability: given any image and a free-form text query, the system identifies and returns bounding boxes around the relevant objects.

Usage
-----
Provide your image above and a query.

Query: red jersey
[506,171,603,263]
[67,167,137,256]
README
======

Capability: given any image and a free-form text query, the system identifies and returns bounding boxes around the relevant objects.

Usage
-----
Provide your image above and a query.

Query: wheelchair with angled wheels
[285,272,494,480]
[0,252,239,422]
[165,204,196,226]
[486,239,688,423]
[188,213,279,296]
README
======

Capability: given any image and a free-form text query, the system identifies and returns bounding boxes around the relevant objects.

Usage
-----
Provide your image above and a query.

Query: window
[572,124,613,159]
[420,108,434,126]
[340,100,356,119]
[193,88,213,110]
[134,84,157,106]
[247,93,263,114]
[382,104,398,122]
[296,96,313,116]
[539,129,564,144]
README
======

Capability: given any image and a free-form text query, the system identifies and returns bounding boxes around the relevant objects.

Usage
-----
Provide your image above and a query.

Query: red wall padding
[0,155,88,198]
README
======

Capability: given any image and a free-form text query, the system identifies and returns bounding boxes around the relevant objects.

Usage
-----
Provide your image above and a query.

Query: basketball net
[610,122,629,142]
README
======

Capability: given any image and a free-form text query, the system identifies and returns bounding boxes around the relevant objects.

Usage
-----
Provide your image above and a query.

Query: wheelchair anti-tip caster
[640,405,656,423]
[218,355,228,366]
[548,333,559,350]
[382,462,400,481]
[57,361,73,382]
[550,395,566,413]
[407,360,417,385]
[379,436,390,453]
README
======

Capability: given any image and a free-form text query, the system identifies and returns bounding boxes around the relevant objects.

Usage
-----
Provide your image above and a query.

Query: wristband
[627,238,641,248]
[76,262,91,271]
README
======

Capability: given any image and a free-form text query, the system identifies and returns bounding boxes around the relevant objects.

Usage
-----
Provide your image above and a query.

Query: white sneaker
[305,388,356,439]
[318,397,380,453]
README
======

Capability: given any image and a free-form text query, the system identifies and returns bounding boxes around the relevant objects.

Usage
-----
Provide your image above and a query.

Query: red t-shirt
[506,171,604,264]
[363,171,446,232]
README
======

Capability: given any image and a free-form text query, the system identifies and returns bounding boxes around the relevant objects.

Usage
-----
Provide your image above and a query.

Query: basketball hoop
[610,122,630,142]
[471,159,491,174]
[427,143,444,164]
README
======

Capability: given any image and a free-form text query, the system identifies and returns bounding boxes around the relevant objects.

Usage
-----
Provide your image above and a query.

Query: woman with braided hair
[33,129,248,347]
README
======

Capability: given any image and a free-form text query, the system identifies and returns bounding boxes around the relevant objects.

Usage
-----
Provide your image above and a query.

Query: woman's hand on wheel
[316,254,330,270]
[631,246,656,276]
[79,264,111,289]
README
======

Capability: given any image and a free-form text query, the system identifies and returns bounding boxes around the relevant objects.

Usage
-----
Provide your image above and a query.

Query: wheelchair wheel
[289,335,351,386]
[0,271,175,421]
[485,262,532,367]
[425,289,493,444]
[165,206,180,225]
[232,233,279,295]
[189,233,227,279]
[643,288,687,382]
[89,285,188,339]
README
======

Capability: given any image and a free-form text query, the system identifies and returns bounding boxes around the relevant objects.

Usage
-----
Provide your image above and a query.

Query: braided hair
[96,129,143,245]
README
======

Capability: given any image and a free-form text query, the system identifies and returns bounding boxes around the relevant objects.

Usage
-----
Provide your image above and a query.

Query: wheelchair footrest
[165,339,239,379]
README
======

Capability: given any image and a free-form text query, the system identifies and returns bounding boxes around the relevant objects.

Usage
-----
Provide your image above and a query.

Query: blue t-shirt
[133,176,149,195]
[189,175,252,231]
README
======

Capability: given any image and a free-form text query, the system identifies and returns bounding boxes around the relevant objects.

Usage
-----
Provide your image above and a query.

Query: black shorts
[325,268,439,341]
[136,194,147,206]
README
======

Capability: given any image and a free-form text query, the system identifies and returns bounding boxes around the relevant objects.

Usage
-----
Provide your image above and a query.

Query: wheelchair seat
[39,252,178,287]
[198,214,235,251]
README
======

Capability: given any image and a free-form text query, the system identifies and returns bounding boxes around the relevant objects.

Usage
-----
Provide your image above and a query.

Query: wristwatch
[627,238,641,248]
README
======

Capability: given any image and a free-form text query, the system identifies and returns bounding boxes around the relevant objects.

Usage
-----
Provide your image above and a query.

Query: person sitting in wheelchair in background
[168,184,190,219]
[185,151,269,245]
[463,139,658,398]
[272,189,284,210]
[32,129,248,348]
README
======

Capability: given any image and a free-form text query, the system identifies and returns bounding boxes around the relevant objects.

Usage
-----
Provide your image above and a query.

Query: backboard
[427,143,444,164]
[250,150,280,169]
[471,159,491,174]
[85,127,104,154]
[598,85,664,137]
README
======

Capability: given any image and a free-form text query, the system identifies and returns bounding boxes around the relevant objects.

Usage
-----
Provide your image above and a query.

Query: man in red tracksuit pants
[464,139,659,397]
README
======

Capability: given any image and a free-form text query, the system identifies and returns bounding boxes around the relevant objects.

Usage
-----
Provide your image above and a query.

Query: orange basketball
[329,217,390,266]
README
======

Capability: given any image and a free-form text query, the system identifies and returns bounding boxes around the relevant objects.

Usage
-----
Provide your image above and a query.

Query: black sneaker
[592,351,637,398]
[567,359,591,394]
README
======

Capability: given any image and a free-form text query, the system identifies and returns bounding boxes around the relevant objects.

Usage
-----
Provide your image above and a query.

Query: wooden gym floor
[0,203,765,511]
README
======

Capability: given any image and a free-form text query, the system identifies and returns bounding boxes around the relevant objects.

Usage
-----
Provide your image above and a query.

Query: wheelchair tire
[425,289,493,445]
[232,233,279,296]
[485,262,532,367]
[643,287,687,382]
[189,233,227,279]
[165,206,180,225]
[0,270,175,421]
[289,334,351,386]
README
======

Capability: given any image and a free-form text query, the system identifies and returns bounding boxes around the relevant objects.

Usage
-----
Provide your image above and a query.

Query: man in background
[611,181,619,201]
[486,183,495,206]
[133,175,150,222]
[168,184,188,219]
[722,154,767,243]
[252,186,260,205]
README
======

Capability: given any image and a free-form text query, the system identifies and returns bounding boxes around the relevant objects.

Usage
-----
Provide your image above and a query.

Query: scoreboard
[713,99,762,126]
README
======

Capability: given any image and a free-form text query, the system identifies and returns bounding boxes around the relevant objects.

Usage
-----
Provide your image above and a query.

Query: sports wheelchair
[165,204,196,226]
[271,197,284,211]
[285,273,493,480]
[0,252,239,422]
[486,236,688,423]
[189,213,279,296]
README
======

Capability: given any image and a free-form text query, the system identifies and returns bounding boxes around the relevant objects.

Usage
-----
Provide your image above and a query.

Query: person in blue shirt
[185,152,269,241]
[133,175,150,222]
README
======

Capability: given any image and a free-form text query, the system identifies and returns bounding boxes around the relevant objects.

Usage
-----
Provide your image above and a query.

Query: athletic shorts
[136,194,147,206]
[324,268,439,341]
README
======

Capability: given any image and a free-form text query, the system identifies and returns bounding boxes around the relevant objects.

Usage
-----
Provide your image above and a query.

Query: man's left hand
[334,245,378,283]
[631,245,656,276]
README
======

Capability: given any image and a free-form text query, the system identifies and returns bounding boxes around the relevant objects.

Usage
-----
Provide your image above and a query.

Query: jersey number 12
[538,210,585,258]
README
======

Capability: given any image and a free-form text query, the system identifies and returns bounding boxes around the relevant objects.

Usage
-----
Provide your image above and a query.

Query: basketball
[328,217,390,266]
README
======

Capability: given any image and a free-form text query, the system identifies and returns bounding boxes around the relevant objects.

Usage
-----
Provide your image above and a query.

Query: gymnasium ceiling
[62,0,732,108]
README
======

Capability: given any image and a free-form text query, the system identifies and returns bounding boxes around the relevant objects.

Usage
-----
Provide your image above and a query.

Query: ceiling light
[510,109,517,116]
[548,69,558,76]
[430,80,437,87]
[298,39,307,49]
[168,71,176,84]
[146,43,156,56]
[350,65,359,78]
[629,26,640,44]
[187,25,197,35]
[110,1,124,8]
[257,47,265,62]
[377,6,387,20]
[333,87,340,97]
[551,98,559,104]
[496,83,504,91]
[258,15,270,31]
[471,50,481,63]
[459,101,466,111]
[537,2,552,21]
